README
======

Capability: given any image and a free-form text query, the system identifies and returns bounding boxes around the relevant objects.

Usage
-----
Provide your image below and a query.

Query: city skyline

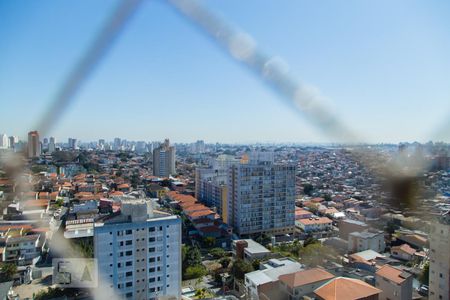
[1,1,450,143]
[1,130,450,146]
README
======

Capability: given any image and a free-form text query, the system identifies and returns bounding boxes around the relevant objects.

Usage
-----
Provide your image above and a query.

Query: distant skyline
[1,0,450,143]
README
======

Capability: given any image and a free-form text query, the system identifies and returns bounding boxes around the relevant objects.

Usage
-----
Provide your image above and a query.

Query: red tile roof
[314,277,381,300]
[279,268,334,288]
[376,265,411,284]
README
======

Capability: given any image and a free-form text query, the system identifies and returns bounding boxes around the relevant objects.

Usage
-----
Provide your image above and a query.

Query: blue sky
[1,0,450,143]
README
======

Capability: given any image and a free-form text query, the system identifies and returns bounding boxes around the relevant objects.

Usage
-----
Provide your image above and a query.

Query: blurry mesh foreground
[0,0,448,299]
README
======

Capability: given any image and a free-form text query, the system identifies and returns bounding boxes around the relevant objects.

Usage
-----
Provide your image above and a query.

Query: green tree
[219,257,231,269]
[194,288,211,299]
[255,233,272,246]
[30,165,48,174]
[34,287,78,300]
[419,262,429,285]
[186,246,202,266]
[299,243,338,267]
[210,247,226,259]
[184,265,207,280]
[130,173,140,188]
[303,183,314,196]
[386,220,399,235]
[231,259,254,280]
[203,237,216,248]
[54,199,64,208]
[303,236,320,247]
[251,259,261,270]
[323,193,332,202]
[0,263,17,282]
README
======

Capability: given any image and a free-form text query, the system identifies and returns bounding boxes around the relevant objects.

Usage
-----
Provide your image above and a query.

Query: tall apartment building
[153,139,176,177]
[0,134,9,149]
[195,155,240,221]
[48,137,56,154]
[195,168,228,219]
[68,138,77,150]
[114,138,122,151]
[227,153,296,236]
[94,199,181,300]
[27,130,41,158]
[190,140,205,153]
[8,136,18,150]
[429,211,450,300]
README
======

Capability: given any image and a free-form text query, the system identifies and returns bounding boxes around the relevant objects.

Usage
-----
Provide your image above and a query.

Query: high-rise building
[152,139,176,177]
[227,152,296,236]
[27,131,41,158]
[68,138,77,150]
[0,134,8,149]
[114,138,122,151]
[135,141,147,154]
[48,137,56,154]
[429,211,450,300]
[94,199,181,300]
[190,140,205,153]
[195,168,228,220]
[8,136,18,150]
[195,155,240,222]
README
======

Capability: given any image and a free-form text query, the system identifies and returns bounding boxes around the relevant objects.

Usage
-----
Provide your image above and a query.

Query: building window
[126,261,132,266]
[126,282,132,287]
[125,230,132,235]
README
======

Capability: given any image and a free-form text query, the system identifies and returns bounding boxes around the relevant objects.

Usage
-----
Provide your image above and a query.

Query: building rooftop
[279,268,334,288]
[314,277,382,300]
[298,217,332,225]
[349,230,382,239]
[340,219,368,226]
[236,239,270,256]
[376,265,412,285]
[350,250,384,262]
[246,262,303,286]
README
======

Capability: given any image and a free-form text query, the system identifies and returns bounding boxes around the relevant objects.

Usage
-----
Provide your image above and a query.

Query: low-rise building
[2,234,41,266]
[296,217,332,233]
[348,230,385,254]
[339,219,369,240]
[390,244,416,261]
[314,277,382,300]
[278,268,335,299]
[375,265,413,300]
[245,258,303,300]
[233,239,271,262]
